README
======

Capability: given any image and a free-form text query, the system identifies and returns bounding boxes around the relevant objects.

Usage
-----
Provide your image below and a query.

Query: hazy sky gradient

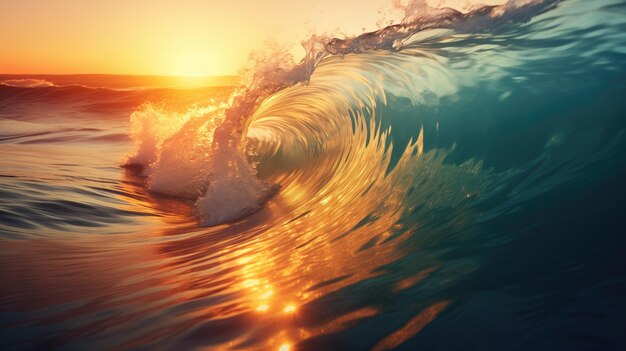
[0,0,505,76]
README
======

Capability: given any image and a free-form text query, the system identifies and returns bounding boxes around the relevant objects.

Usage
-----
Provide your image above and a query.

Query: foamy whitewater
[1,0,626,350]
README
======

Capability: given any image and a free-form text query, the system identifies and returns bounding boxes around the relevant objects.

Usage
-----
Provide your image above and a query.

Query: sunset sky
[0,0,505,76]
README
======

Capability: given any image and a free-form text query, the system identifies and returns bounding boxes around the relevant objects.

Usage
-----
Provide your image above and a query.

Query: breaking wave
[124,0,625,227]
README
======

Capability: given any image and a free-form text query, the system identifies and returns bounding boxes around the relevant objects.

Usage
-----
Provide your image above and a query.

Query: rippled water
[2,0,626,350]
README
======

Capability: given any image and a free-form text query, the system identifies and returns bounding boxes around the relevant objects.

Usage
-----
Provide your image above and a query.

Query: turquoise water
[1,0,626,349]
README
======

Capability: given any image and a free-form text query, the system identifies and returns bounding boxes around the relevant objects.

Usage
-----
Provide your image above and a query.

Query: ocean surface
[1,0,626,350]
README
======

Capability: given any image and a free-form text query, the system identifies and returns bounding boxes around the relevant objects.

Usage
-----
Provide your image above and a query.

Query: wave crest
[1,79,55,88]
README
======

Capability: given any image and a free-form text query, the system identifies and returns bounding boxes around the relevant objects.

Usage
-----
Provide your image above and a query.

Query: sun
[169,51,217,77]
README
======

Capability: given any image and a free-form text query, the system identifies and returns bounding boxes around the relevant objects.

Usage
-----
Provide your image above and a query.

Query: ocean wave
[0,78,56,88]
[124,0,625,227]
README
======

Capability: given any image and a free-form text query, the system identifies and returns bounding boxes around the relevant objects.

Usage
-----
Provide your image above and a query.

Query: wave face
[2,0,626,350]
[125,0,622,228]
